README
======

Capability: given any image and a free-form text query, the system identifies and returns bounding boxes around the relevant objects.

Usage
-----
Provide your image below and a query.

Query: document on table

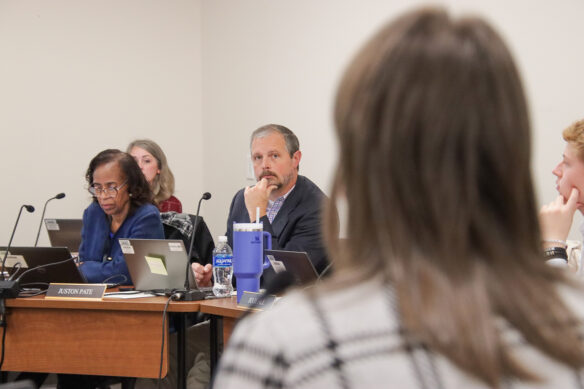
[104,291,156,299]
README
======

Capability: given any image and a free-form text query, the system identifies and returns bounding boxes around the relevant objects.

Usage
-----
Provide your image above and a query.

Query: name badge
[237,291,276,310]
[45,283,107,301]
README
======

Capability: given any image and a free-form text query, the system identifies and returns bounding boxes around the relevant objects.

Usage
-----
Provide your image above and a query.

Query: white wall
[1,0,584,247]
[200,0,584,239]
[0,0,203,246]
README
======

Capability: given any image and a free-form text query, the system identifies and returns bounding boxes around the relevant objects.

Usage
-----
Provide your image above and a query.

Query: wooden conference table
[1,294,246,389]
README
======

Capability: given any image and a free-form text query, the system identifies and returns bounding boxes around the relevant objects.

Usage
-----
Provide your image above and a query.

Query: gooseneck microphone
[1,205,35,280]
[34,193,66,247]
[187,192,212,261]
[181,192,212,301]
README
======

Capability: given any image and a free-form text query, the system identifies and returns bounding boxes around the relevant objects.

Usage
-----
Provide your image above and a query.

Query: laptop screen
[264,249,318,285]
[0,246,85,287]
[45,219,83,253]
[121,239,198,292]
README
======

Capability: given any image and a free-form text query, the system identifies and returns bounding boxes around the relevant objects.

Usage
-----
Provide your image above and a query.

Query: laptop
[121,238,214,296]
[0,246,86,287]
[45,219,83,253]
[264,249,319,285]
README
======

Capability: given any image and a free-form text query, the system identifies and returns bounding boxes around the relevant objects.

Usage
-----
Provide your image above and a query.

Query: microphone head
[55,193,66,199]
[24,205,35,213]
[202,192,212,200]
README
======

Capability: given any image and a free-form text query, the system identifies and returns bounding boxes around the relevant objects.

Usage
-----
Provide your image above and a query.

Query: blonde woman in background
[214,7,584,389]
[128,139,182,213]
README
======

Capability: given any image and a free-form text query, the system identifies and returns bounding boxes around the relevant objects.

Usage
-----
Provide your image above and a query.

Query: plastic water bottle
[212,236,233,297]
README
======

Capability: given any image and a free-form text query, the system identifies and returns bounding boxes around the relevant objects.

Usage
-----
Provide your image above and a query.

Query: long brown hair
[326,7,584,387]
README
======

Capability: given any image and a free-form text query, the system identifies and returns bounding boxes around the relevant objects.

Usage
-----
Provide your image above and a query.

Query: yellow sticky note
[145,255,168,276]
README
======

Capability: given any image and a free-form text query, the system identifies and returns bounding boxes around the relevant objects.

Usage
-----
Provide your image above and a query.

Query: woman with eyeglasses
[78,148,164,285]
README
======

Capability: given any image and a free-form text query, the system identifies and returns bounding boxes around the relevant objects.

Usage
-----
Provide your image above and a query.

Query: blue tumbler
[232,222,272,303]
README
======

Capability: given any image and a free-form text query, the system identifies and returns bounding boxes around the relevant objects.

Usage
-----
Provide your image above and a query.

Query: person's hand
[539,187,580,248]
[191,262,213,287]
[244,178,278,222]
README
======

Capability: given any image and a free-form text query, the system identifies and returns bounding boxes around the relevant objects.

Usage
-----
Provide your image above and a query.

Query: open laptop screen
[264,249,318,286]
[0,246,85,287]
[45,219,83,253]
[121,238,203,292]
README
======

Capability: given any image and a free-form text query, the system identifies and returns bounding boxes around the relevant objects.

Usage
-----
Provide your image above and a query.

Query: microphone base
[178,290,208,301]
[0,280,20,299]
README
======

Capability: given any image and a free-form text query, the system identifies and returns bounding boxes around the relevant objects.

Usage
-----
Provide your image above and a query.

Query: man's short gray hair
[250,124,300,158]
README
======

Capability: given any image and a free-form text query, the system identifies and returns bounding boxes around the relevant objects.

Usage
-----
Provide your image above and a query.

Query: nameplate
[237,291,276,310]
[45,283,107,301]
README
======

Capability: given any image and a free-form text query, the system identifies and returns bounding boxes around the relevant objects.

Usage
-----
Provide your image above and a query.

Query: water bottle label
[213,254,233,267]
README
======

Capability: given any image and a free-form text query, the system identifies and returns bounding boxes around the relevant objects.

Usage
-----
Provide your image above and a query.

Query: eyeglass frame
[88,180,129,198]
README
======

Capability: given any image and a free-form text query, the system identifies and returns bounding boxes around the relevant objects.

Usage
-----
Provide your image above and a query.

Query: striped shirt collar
[267,185,295,223]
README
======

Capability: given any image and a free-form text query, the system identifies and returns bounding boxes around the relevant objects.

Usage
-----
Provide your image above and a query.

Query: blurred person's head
[553,119,584,212]
[127,139,176,206]
[250,124,301,199]
[326,7,584,386]
[86,149,153,218]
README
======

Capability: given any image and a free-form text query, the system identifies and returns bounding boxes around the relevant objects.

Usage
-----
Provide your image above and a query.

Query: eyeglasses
[88,180,128,198]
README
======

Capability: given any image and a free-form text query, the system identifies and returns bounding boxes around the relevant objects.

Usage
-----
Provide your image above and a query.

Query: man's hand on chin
[244,178,278,222]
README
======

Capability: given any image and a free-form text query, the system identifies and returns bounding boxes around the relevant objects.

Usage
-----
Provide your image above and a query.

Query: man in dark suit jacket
[193,124,328,286]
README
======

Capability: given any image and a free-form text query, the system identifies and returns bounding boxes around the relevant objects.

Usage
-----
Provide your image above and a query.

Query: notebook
[121,238,214,296]
[264,249,319,285]
[0,246,86,287]
[44,219,83,253]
